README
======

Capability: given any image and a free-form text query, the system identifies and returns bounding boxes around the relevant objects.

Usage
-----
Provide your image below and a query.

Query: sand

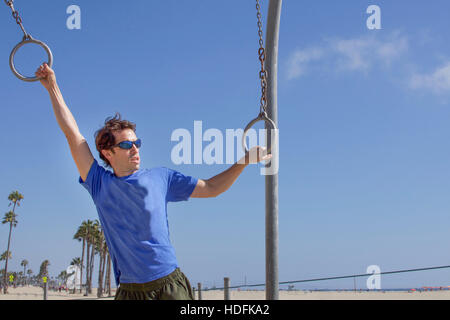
[0,286,116,300]
[1,286,450,300]
[198,289,450,300]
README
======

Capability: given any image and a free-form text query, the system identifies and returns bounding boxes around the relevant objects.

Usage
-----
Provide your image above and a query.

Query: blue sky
[1,0,450,290]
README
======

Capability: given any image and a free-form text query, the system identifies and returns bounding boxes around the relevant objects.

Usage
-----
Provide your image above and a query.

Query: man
[36,63,271,300]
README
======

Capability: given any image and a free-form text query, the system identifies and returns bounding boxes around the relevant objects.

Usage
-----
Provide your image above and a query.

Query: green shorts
[114,268,194,300]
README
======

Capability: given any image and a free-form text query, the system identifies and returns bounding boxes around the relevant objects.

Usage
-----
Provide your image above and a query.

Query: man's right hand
[35,63,57,90]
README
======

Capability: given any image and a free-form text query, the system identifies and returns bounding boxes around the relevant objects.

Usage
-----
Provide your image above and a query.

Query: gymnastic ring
[242,112,277,154]
[9,35,53,82]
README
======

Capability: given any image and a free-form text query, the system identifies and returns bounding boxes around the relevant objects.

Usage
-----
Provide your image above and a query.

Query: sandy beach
[199,289,450,300]
[0,286,116,300]
[1,286,450,300]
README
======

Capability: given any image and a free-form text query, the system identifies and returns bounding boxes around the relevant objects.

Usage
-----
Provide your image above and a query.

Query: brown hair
[95,112,136,168]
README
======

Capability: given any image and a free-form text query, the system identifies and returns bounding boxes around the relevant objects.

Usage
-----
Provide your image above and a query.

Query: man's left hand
[241,146,273,164]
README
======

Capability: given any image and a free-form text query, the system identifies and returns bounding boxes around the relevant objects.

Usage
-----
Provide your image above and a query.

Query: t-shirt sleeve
[166,168,198,202]
[78,159,106,201]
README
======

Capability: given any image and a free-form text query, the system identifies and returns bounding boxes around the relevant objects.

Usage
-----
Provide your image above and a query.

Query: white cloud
[286,31,450,96]
[332,37,374,72]
[376,36,408,64]
[410,63,450,94]
[286,47,324,80]
[286,32,409,78]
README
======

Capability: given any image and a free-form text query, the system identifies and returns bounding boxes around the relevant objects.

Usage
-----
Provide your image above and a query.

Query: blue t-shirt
[79,159,198,286]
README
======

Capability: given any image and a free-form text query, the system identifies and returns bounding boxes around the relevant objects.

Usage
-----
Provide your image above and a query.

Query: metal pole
[197,283,202,300]
[265,0,282,300]
[224,277,230,300]
[43,282,48,300]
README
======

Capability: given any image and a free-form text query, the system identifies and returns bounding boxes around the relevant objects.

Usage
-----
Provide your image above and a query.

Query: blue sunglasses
[112,139,142,150]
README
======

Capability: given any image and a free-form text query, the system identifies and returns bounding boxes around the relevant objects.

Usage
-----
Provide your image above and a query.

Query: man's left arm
[190,146,272,198]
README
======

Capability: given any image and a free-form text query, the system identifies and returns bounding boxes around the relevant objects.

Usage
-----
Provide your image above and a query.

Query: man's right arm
[36,63,94,182]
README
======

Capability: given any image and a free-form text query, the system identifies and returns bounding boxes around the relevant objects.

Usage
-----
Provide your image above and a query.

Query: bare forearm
[207,161,248,197]
[47,84,81,139]
[191,148,270,198]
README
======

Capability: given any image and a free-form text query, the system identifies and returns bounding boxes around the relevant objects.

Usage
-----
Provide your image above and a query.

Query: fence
[193,264,450,300]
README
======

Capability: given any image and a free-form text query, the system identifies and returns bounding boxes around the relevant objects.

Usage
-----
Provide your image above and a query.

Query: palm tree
[96,228,106,298]
[20,259,28,285]
[83,219,95,294]
[2,191,23,293]
[38,260,50,285]
[58,270,74,291]
[74,220,107,296]
[70,257,81,293]
[89,219,100,293]
[0,251,12,261]
[84,220,94,294]
[88,220,100,294]
[26,269,33,286]
[94,225,113,297]
[17,271,23,286]
[0,268,4,288]
[73,222,88,293]
[8,191,24,210]
[105,250,112,296]
[2,208,19,294]
[58,270,67,284]
[71,257,81,267]
[0,251,12,286]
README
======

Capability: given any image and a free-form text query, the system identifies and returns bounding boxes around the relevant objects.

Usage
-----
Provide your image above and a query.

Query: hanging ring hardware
[9,35,53,82]
[242,111,277,154]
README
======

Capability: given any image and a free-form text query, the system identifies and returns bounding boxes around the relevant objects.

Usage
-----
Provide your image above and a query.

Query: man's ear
[101,149,113,161]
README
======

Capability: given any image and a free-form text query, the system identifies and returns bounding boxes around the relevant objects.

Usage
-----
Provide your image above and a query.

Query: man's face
[102,129,141,176]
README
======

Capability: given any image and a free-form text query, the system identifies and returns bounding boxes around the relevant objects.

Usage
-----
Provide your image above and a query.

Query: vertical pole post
[224,277,230,300]
[197,283,202,300]
[265,0,282,300]
[43,281,48,300]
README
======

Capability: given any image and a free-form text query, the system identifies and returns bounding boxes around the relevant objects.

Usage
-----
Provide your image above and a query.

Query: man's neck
[114,169,139,178]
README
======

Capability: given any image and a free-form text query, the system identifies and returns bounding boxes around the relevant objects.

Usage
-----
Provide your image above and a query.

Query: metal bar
[197,282,202,300]
[224,277,230,300]
[264,0,282,300]
[43,281,48,300]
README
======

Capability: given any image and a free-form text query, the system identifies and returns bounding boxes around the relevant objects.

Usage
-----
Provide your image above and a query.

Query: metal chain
[256,0,268,115]
[4,0,29,39]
